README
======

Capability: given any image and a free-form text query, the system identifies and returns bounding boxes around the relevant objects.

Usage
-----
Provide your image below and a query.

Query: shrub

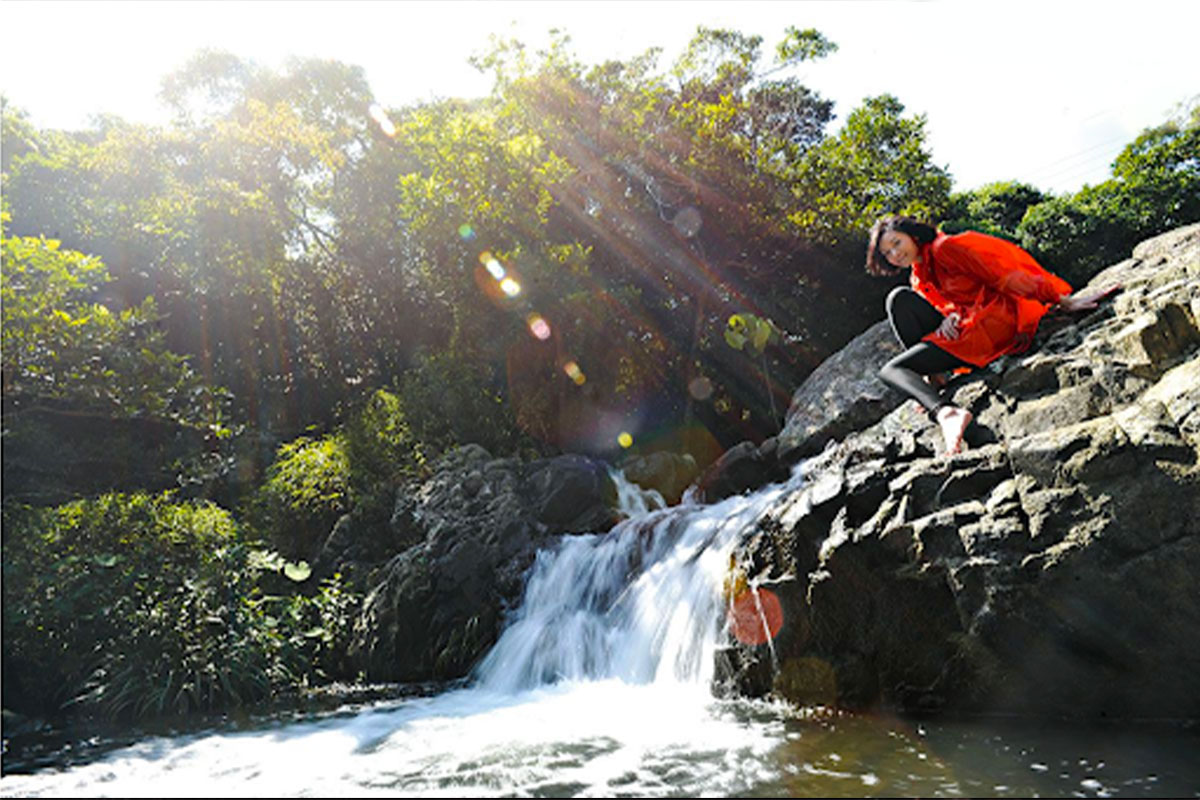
[1,492,361,720]
[342,388,425,505]
[399,349,527,457]
[245,434,351,560]
[246,390,429,558]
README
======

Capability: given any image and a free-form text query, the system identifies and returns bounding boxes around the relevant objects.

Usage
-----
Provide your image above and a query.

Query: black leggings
[880,287,972,412]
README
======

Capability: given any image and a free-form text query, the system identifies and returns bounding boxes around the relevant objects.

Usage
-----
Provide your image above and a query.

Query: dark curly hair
[865,215,939,276]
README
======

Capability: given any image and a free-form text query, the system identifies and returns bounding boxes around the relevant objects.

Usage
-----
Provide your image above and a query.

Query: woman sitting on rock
[866,215,1117,455]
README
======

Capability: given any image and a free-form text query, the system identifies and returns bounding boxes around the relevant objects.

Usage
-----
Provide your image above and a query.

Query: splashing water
[0,469,800,797]
[473,468,791,694]
[4,468,1198,797]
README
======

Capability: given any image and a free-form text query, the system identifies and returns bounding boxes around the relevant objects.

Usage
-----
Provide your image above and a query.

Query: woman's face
[879,230,919,268]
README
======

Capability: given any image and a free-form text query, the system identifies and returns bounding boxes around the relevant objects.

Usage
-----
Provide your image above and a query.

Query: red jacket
[912,231,1072,367]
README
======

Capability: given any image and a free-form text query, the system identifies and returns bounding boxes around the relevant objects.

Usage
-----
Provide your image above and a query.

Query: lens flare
[687,376,714,401]
[499,277,521,297]
[727,587,784,646]
[617,432,634,448]
[458,224,476,241]
[527,313,551,341]
[479,252,507,280]
[672,206,703,238]
[563,361,586,385]
[368,103,397,137]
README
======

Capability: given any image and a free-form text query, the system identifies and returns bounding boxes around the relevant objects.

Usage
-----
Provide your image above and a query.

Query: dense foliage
[2,494,358,720]
[1,25,1195,727]
[1,216,224,430]
[2,29,948,464]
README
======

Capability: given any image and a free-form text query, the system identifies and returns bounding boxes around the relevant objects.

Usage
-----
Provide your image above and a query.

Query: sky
[1,0,1197,195]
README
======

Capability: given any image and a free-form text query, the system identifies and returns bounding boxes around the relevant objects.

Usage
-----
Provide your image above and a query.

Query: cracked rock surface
[717,223,1200,720]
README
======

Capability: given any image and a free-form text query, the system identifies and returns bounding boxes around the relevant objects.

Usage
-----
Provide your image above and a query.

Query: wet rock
[617,450,700,505]
[349,446,619,683]
[720,223,1200,721]
[695,439,790,503]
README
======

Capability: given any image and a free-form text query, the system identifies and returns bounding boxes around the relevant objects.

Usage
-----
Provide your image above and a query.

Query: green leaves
[244,434,350,561]
[282,560,312,582]
[943,181,1047,241]
[3,494,361,720]
[787,94,951,245]
[775,27,838,66]
[1,228,225,432]
[724,313,783,428]
[724,313,779,354]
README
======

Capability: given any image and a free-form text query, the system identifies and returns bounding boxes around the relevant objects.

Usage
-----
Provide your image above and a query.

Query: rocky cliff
[341,224,1199,721]
[713,222,1200,719]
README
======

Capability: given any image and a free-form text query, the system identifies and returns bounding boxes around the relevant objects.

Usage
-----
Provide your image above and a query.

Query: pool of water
[2,683,1196,798]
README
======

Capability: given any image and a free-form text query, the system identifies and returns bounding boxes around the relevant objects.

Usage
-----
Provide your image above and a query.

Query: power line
[1023,132,1130,184]
[1033,148,1124,187]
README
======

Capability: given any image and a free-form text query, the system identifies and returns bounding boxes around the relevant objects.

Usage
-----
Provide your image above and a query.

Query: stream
[3,467,1196,797]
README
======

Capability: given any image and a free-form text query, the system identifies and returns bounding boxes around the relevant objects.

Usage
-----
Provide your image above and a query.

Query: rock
[695,439,790,503]
[0,408,210,505]
[717,223,1200,721]
[528,454,619,532]
[616,450,700,505]
[776,320,905,463]
[348,446,619,683]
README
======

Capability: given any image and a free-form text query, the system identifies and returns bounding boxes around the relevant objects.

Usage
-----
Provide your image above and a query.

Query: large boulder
[775,319,905,464]
[349,445,619,682]
[716,223,1200,720]
[617,450,701,505]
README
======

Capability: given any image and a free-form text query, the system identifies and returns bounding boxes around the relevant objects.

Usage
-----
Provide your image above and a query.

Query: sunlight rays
[365,73,803,451]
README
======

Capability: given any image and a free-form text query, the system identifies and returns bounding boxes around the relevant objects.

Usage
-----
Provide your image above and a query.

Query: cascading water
[4,465,1198,797]
[474,469,786,693]
[0,468,804,798]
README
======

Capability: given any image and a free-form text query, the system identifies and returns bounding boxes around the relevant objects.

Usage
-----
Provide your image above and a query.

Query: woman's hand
[1057,284,1122,313]
[937,312,962,340]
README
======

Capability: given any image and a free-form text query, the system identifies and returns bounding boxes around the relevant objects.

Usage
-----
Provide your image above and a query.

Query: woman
[866,215,1116,455]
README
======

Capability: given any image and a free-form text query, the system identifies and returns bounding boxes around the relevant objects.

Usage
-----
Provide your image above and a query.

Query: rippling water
[3,469,1197,797]
[3,688,1196,798]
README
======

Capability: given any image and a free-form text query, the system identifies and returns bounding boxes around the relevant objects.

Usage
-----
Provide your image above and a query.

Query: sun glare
[368,103,396,137]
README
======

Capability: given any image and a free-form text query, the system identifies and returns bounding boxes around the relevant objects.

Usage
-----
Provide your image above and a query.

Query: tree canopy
[2,28,1195,488]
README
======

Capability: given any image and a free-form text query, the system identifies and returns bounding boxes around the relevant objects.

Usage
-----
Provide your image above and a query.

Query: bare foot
[935,405,973,455]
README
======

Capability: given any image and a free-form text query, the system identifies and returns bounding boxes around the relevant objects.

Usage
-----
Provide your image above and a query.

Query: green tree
[2,26,956,465]
[447,26,863,449]
[787,94,952,246]
[1,220,222,429]
[1017,104,1200,284]
[943,181,1047,240]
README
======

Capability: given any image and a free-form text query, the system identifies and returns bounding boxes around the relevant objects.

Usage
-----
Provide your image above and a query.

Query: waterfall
[0,464,809,797]
[475,465,805,694]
